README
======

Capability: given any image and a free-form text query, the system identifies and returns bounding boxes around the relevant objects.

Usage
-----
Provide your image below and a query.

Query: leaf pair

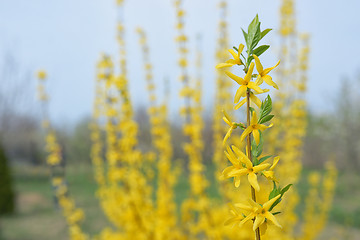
[268,182,292,212]
[241,15,272,66]
[258,95,274,124]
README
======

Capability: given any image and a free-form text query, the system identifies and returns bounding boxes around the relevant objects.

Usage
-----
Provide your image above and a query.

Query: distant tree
[0,142,15,215]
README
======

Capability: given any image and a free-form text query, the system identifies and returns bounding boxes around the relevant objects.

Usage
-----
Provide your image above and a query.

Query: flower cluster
[216,15,291,238]
[37,71,88,240]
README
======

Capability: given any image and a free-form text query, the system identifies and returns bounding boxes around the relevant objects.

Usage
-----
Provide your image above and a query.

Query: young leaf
[260,28,272,40]
[258,155,272,164]
[241,28,248,48]
[281,184,293,195]
[256,131,264,157]
[253,156,259,166]
[250,23,261,50]
[259,114,274,124]
[259,95,272,119]
[247,56,254,67]
[249,107,255,114]
[269,184,293,211]
[247,14,259,34]
[251,138,258,159]
[268,182,280,200]
[272,211,281,215]
[233,46,239,52]
[253,45,270,58]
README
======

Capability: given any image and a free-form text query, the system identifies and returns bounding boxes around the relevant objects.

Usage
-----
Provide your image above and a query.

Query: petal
[253,129,260,145]
[260,222,268,235]
[226,59,238,64]
[228,168,249,177]
[216,62,235,69]
[228,203,241,215]
[263,60,280,75]
[250,93,261,108]
[262,170,274,180]
[234,202,253,211]
[222,116,232,126]
[247,198,260,209]
[232,146,253,168]
[221,166,236,179]
[234,176,241,187]
[244,62,255,83]
[225,71,245,85]
[253,215,265,231]
[234,85,247,103]
[239,213,255,227]
[238,43,245,56]
[251,111,258,125]
[253,54,264,74]
[224,150,239,166]
[253,163,271,173]
[257,123,273,131]
[248,172,260,192]
[263,194,281,210]
[240,126,253,143]
[228,49,238,60]
[247,82,265,94]
[224,216,241,226]
[226,145,240,165]
[234,98,247,110]
[223,128,233,145]
[262,75,279,89]
[270,156,280,170]
[255,75,263,85]
[222,110,231,123]
[264,211,282,228]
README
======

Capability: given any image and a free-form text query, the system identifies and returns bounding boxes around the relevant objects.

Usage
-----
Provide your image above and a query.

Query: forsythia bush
[36,0,337,239]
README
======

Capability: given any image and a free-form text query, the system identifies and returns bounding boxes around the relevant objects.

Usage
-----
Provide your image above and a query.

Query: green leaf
[253,45,270,58]
[251,138,258,159]
[250,23,261,51]
[268,182,280,200]
[253,156,259,166]
[269,184,293,211]
[258,155,272,164]
[272,211,281,215]
[281,184,293,195]
[259,95,272,120]
[241,28,248,48]
[246,15,261,54]
[256,131,264,157]
[249,107,255,114]
[258,114,274,124]
[247,14,259,34]
[260,28,272,40]
[233,46,238,52]
[247,56,254,67]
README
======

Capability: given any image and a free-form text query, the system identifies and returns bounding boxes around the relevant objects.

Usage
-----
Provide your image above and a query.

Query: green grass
[1,163,359,240]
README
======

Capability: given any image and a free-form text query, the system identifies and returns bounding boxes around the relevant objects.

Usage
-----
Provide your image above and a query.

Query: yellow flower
[225,62,265,104]
[234,89,269,110]
[222,110,237,145]
[224,203,245,227]
[253,54,280,89]
[221,145,270,191]
[37,70,47,80]
[216,44,244,68]
[235,194,282,231]
[240,111,273,144]
[262,156,280,181]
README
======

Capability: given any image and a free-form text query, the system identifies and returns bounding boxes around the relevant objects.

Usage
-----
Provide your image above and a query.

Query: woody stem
[246,89,261,240]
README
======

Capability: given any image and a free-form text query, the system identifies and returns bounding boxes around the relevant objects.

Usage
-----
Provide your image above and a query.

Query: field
[1,164,360,240]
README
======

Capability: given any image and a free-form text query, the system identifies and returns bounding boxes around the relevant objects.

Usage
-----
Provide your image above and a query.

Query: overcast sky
[1,0,360,124]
